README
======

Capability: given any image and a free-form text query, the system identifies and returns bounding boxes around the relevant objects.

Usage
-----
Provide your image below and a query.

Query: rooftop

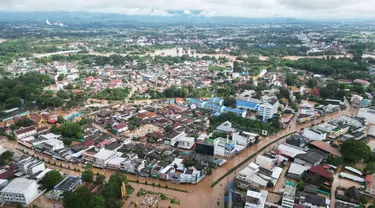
[1,178,37,194]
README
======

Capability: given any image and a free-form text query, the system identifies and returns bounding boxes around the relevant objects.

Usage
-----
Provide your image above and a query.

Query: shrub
[360,196,369,204]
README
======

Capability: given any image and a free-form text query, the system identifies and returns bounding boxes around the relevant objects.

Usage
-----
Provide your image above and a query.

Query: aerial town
[1,10,375,208]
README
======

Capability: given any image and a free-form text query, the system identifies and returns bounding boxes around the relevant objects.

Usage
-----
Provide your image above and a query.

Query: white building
[14,126,37,140]
[40,139,64,152]
[358,108,375,124]
[1,178,39,205]
[216,121,233,133]
[255,155,277,170]
[214,137,236,158]
[302,128,327,141]
[259,98,279,121]
[177,136,195,150]
[94,150,117,168]
[236,162,268,188]
[245,190,268,208]
[165,131,186,146]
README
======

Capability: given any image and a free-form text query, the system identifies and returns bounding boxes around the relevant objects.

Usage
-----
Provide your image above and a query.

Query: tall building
[259,98,279,121]
[245,190,268,208]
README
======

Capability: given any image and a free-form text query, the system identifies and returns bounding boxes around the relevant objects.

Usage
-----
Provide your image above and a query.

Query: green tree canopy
[340,140,371,163]
[82,170,94,183]
[41,170,63,190]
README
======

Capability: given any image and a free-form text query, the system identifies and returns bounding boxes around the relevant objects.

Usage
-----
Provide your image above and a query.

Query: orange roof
[310,141,342,157]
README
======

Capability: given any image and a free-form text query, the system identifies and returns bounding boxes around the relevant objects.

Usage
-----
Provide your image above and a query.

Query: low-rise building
[14,126,37,139]
[1,178,39,205]
[46,176,82,200]
[93,150,117,168]
[302,128,327,141]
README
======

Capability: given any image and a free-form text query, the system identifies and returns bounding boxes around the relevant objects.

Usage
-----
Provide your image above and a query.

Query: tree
[95,174,106,185]
[341,140,371,163]
[307,78,318,88]
[223,97,237,108]
[82,170,94,183]
[267,181,274,188]
[285,73,298,86]
[365,162,375,174]
[63,186,105,208]
[297,180,305,191]
[57,74,65,81]
[57,116,65,124]
[41,170,63,189]
[360,196,369,204]
[63,138,73,146]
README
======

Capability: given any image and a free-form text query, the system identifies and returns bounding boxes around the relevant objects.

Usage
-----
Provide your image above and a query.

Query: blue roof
[187,98,204,104]
[203,102,223,108]
[236,100,260,110]
[208,97,223,105]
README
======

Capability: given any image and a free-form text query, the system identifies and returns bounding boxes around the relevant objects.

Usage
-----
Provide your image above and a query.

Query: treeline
[0,72,53,109]
[284,57,367,76]
[94,88,131,100]
[141,86,211,99]
[210,112,280,134]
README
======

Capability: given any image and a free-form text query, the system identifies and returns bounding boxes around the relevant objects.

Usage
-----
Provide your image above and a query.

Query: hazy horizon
[0,0,375,19]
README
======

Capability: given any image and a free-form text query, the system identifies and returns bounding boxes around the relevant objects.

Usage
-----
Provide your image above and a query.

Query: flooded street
[1,98,354,208]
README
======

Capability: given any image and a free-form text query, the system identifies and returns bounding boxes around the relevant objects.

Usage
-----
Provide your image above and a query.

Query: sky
[0,0,374,19]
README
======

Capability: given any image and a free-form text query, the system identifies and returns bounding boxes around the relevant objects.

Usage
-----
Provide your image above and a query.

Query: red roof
[310,141,342,157]
[366,174,374,182]
[308,165,333,179]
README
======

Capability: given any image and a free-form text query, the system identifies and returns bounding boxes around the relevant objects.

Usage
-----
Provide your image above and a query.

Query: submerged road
[4,99,355,208]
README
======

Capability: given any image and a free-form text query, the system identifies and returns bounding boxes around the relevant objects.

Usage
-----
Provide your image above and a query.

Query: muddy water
[4,99,353,208]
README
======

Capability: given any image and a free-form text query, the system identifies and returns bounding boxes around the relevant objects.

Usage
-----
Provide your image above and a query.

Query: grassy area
[210,131,297,187]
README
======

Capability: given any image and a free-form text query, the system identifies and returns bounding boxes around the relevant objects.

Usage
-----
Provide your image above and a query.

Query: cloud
[0,0,375,18]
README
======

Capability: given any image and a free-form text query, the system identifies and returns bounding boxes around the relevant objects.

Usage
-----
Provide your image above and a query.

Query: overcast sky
[0,0,374,19]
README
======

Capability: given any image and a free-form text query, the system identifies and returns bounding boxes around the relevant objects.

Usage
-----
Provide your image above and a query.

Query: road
[3,99,355,208]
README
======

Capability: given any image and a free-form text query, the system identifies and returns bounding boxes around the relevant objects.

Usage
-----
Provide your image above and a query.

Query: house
[177,136,195,150]
[287,163,309,180]
[40,112,58,124]
[46,176,82,200]
[214,137,236,158]
[295,191,331,208]
[310,141,342,157]
[109,79,123,88]
[294,152,324,168]
[236,162,268,188]
[216,121,233,133]
[39,139,65,152]
[112,122,128,134]
[302,128,327,141]
[303,165,333,186]
[94,150,117,168]
[1,178,39,205]
[255,155,277,170]
[259,98,279,121]
[14,126,37,139]
[365,174,375,195]
[164,131,185,147]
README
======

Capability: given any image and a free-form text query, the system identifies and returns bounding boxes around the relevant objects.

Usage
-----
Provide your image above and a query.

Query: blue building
[202,102,225,113]
[208,97,224,105]
[236,100,260,111]
[187,98,204,108]
[223,107,246,118]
